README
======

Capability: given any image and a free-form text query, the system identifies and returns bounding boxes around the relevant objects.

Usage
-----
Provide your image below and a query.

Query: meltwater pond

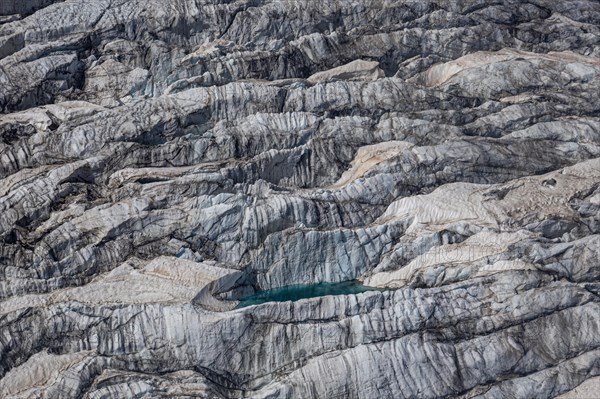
[235,281,385,308]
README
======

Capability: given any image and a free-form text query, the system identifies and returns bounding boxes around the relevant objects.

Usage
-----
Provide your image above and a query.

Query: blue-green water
[235,281,385,308]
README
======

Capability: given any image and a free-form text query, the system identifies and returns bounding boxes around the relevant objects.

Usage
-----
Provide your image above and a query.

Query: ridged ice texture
[1,1,600,398]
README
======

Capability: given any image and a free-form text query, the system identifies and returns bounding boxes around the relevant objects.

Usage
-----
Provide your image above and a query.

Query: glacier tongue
[1,1,600,398]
